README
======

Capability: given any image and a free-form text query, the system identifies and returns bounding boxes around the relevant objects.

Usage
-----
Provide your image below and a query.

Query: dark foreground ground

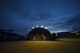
[0,38,80,53]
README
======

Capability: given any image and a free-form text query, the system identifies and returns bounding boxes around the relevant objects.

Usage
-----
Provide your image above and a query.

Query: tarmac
[0,38,80,53]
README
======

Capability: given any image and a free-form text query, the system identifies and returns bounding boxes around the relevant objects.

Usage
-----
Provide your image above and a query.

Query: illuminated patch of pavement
[0,39,80,53]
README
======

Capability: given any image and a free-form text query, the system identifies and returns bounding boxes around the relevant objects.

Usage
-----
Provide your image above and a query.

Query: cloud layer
[0,0,80,34]
[63,13,80,32]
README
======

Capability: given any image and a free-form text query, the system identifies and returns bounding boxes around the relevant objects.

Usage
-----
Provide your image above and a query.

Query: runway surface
[0,38,80,53]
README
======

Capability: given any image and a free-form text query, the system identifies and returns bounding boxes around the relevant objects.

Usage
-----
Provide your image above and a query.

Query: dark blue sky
[0,0,80,34]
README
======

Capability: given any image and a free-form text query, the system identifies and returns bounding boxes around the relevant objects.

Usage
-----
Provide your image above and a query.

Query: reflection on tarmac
[0,38,80,53]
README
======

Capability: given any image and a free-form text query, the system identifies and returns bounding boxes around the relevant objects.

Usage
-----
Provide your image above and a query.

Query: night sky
[0,0,80,35]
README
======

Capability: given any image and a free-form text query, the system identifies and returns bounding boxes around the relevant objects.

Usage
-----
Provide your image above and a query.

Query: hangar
[26,26,52,40]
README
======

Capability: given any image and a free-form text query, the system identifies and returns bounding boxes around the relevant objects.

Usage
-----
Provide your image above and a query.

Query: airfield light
[32,27,34,29]
[45,27,48,29]
[41,26,44,28]
[36,26,39,27]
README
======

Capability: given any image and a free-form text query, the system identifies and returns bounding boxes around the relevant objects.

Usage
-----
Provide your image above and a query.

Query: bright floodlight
[32,27,34,29]
[36,26,39,27]
[41,26,44,28]
[44,27,48,29]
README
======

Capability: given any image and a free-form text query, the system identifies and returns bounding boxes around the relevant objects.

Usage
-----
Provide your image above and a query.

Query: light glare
[45,27,48,29]
[36,26,38,27]
[32,27,34,29]
[41,26,44,28]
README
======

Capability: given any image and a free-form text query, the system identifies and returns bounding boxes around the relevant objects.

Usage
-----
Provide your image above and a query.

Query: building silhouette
[26,26,54,40]
[0,29,24,41]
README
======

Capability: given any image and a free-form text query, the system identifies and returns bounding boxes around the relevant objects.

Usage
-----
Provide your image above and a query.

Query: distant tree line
[0,29,80,41]
[0,30,25,41]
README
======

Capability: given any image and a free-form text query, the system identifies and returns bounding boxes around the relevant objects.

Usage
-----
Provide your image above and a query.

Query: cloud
[0,0,54,34]
[1,0,80,34]
[63,13,80,31]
